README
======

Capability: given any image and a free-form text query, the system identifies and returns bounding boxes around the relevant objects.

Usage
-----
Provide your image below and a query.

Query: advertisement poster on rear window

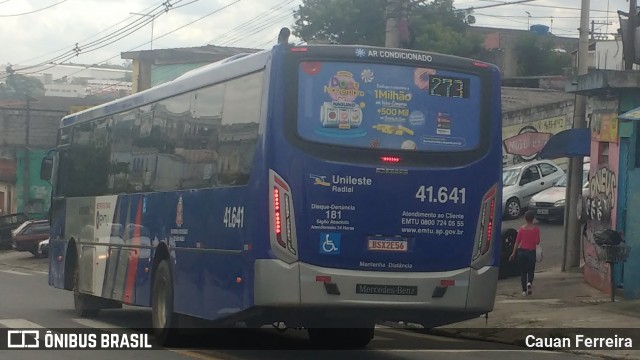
[297,61,482,152]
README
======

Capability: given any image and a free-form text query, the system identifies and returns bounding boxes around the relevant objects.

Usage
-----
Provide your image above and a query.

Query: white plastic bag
[536,244,543,262]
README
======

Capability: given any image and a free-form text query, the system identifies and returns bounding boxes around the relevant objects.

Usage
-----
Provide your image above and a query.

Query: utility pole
[562,0,590,272]
[131,12,155,50]
[591,20,614,40]
[385,0,403,48]
[23,95,30,216]
[625,0,637,70]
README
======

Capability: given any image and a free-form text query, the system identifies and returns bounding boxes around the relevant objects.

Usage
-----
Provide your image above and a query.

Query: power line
[206,0,294,45]
[6,0,179,73]
[217,7,296,47]
[1,0,243,84]
[0,0,67,17]
[3,0,192,79]
[509,3,617,14]
[462,0,539,11]
[10,2,164,66]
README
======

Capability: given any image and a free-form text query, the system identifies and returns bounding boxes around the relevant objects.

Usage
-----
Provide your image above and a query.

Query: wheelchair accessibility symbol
[320,233,341,255]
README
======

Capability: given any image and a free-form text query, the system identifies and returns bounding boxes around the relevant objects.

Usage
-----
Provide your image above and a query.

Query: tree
[513,33,573,76]
[0,66,45,99]
[410,0,483,58]
[292,0,484,57]
[293,0,387,46]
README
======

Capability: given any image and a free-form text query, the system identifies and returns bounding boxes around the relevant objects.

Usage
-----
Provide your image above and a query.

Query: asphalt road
[0,219,588,360]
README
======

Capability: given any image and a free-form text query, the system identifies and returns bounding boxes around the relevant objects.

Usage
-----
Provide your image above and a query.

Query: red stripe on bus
[123,198,143,304]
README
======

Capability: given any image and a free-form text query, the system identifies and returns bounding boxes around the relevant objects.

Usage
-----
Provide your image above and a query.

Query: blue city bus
[40,29,503,348]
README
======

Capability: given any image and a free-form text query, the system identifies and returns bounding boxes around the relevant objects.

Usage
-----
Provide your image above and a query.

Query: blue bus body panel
[49,188,265,319]
[265,46,503,272]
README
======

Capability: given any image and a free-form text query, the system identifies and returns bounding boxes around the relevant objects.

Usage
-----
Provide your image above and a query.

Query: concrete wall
[582,97,620,294]
[0,107,64,215]
[474,27,579,78]
[502,99,575,169]
[0,108,66,149]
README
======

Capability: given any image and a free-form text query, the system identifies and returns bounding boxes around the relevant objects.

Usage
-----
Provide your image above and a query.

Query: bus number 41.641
[223,206,245,228]
[415,186,466,204]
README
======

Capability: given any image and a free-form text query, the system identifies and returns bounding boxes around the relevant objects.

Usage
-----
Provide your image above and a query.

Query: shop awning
[538,128,591,159]
[619,106,640,121]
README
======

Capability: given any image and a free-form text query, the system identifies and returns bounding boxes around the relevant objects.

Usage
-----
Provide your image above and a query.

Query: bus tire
[152,259,178,346]
[308,327,374,349]
[73,262,100,318]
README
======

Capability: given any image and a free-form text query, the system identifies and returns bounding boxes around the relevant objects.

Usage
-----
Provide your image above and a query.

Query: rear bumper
[253,260,498,327]
[530,205,564,220]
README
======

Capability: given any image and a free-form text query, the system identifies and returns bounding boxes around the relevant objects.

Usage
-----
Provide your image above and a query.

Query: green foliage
[293,0,387,46]
[513,33,573,76]
[0,67,45,99]
[291,0,484,58]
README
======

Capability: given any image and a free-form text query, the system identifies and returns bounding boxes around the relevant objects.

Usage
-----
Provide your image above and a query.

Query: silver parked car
[529,162,590,222]
[502,160,565,219]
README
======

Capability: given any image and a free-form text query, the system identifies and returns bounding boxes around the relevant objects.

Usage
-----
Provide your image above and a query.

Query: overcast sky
[0,0,629,70]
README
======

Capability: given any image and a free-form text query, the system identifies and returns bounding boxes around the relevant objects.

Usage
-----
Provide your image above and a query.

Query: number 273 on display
[415,186,466,204]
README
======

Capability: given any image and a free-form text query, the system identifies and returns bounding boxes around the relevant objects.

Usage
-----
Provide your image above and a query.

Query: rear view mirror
[40,156,53,182]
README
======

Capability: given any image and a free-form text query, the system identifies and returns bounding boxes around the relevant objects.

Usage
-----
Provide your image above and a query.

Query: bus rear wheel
[73,262,100,318]
[152,259,178,346]
[308,327,374,349]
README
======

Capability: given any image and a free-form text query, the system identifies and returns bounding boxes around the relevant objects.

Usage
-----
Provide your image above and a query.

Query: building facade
[567,70,640,299]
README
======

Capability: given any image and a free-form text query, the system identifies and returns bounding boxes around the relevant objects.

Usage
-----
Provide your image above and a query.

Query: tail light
[269,170,298,263]
[473,184,498,261]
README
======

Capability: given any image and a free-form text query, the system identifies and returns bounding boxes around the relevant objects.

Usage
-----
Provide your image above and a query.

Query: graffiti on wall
[502,116,567,166]
[585,167,617,223]
[580,165,617,292]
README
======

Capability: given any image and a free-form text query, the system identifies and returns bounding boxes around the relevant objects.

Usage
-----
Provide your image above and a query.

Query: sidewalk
[423,267,640,359]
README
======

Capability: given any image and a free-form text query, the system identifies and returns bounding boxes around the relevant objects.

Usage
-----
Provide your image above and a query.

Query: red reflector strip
[381,156,401,163]
[316,276,331,282]
[440,279,455,287]
[274,176,289,192]
[483,198,496,255]
[473,61,490,68]
[291,47,308,52]
[483,186,497,201]
[274,187,281,235]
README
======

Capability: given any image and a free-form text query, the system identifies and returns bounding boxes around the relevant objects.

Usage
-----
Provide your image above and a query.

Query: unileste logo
[309,174,331,187]
[310,174,373,193]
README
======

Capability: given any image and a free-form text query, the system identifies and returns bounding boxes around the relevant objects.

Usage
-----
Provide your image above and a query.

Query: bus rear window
[296,61,482,152]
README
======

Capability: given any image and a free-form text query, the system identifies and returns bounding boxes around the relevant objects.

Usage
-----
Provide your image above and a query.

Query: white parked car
[529,162,590,222]
[502,160,565,219]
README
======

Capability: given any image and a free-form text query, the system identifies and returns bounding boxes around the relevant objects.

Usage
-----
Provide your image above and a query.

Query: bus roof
[59,43,498,130]
[59,47,273,129]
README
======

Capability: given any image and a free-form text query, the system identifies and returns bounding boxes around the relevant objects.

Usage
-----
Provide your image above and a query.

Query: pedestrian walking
[509,210,541,296]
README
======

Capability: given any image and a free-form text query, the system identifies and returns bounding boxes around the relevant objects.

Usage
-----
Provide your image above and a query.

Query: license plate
[537,209,549,214]
[367,239,408,252]
[356,284,418,296]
